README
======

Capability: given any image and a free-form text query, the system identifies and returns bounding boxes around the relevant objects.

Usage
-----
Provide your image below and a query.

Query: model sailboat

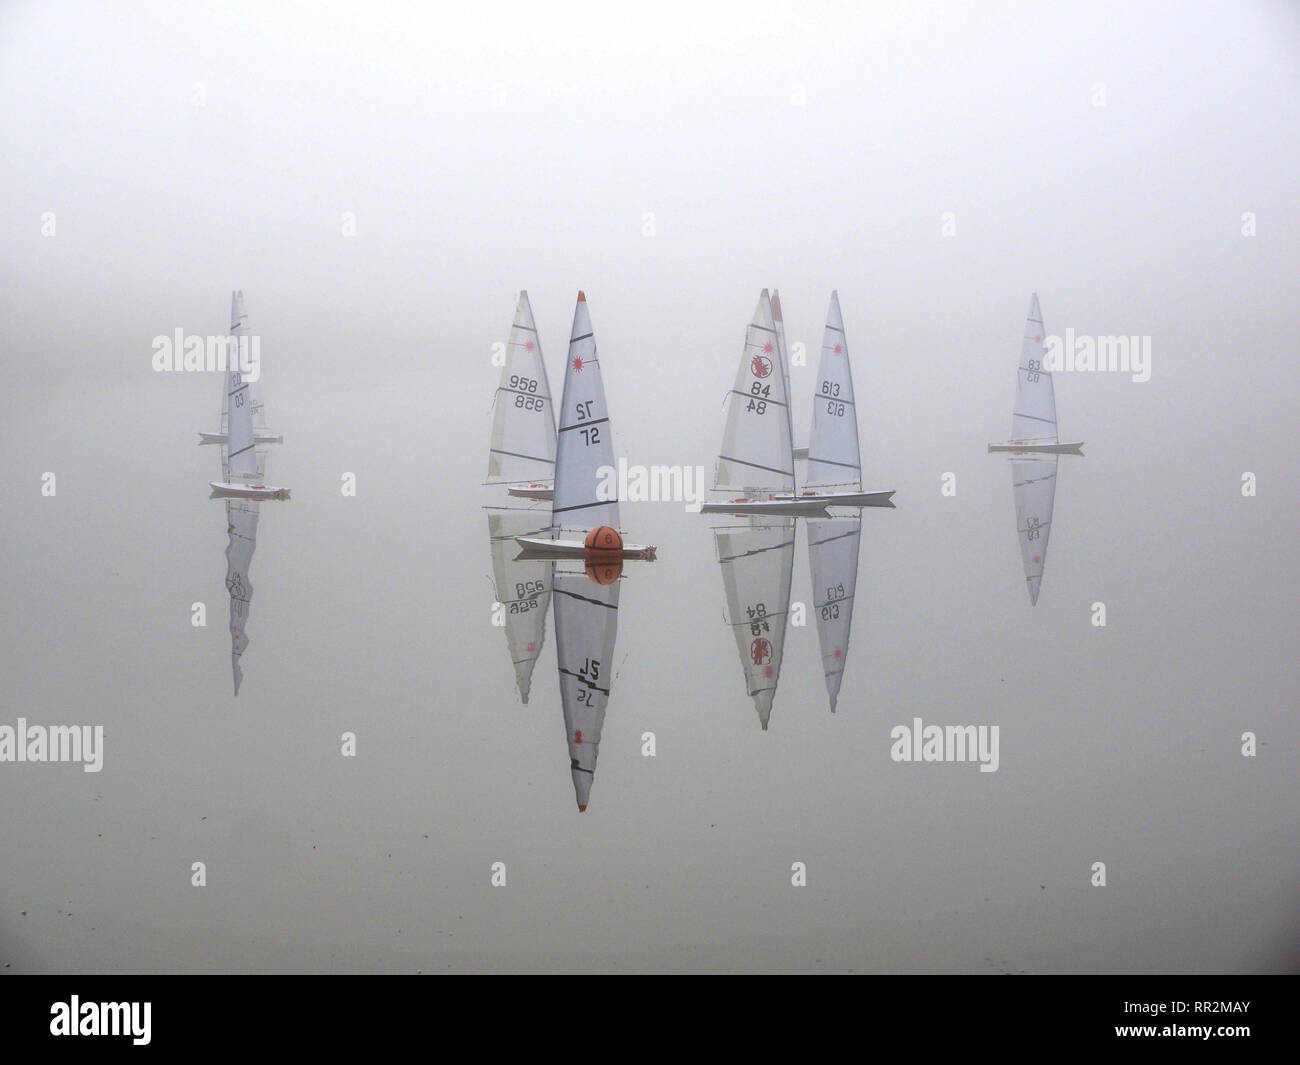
[515,291,654,810]
[987,294,1084,456]
[197,291,281,448]
[700,290,811,516]
[209,292,290,503]
[779,292,895,508]
[988,294,1084,606]
[486,291,557,501]
[514,292,656,562]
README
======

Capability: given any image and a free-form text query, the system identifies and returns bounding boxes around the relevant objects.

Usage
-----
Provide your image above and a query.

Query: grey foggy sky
[1,1,1297,973]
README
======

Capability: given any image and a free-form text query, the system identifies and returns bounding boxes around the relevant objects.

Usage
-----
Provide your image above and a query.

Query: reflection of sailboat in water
[708,290,893,723]
[536,292,651,810]
[988,294,1084,605]
[707,290,797,728]
[485,509,553,705]
[804,292,876,711]
[486,291,556,501]
[204,292,289,694]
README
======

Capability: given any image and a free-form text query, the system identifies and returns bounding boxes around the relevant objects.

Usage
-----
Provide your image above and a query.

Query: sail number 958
[510,375,545,409]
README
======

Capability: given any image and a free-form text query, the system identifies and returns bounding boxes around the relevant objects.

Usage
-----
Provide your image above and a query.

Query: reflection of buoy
[585,557,622,585]
[584,526,622,553]
[583,526,623,585]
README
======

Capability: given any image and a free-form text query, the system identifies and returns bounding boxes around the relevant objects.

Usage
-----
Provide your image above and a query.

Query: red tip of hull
[577,291,586,302]
[577,804,588,812]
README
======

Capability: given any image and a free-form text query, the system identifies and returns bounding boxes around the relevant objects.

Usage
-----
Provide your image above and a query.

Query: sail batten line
[718,539,796,564]
[552,500,615,515]
[716,455,794,477]
[809,528,860,548]
[489,448,555,463]
[558,667,611,696]
[558,417,609,433]
[728,389,788,408]
[553,586,619,610]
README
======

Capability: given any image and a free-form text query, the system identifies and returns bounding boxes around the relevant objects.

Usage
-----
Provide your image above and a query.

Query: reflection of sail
[487,509,553,704]
[714,291,795,496]
[225,498,259,695]
[715,518,795,729]
[1010,293,1057,446]
[552,292,619,534]
[553,571,619,810]
[1012,458,1057,606]
[807,516,861,711]
[487,291,557,486]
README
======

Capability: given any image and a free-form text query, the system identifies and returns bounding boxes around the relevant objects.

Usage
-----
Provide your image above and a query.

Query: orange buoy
[585,557,622,585]
[584,526,623,553]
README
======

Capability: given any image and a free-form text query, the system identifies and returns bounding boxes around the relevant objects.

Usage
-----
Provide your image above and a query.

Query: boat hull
[701,489,894,516]
[506,485,554,500]
[988,442,1084,455]
[514,535,655,561]
[198,431,284,446]
[209,481,291,501]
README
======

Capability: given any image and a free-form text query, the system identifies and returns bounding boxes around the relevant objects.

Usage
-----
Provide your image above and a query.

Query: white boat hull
[774,489,896,508]
[199,430,284,446]
[702,489,894,516]
[988,441,1084,455]
[506,484,554,500]
[209,481,291,501]
[514,535,655,561]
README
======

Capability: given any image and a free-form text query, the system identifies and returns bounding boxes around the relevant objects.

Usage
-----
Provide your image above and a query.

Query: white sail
[806,291,863,490]
[552,569,620,810]
[551,292,618,533]
[487,509,553,704]
[224,497,259,695]
[1010,293,1058,446]
[487,291,557,486]
[224,311,259,482]
[770,288,794,450]
[1012,457,1057,606]
[714,290,795,496]
[715,518,796,729]
[807,516,861,711]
